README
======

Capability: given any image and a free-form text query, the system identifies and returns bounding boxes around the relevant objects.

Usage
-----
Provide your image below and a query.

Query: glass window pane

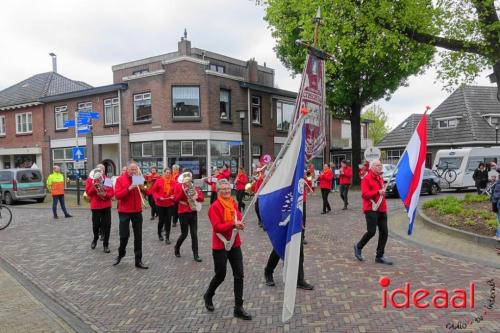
[131,143,142,157]
[53,149,64,160]
[167,141,181,155]
[135,99,152,122]
[172,86,200,118]
[193,141,207,155]
[153,141,163,157]
[142,142,153,156]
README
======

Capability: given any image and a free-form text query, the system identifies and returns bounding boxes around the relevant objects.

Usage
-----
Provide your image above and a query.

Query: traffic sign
[78,111,100,120]
[77,118,90,125]
[364,147,381,161]
[77,124,91,134]
[64,120,75,127]
[74,161,85,169]
[72,147,86,161]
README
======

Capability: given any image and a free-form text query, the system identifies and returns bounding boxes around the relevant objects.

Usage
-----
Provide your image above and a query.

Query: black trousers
[157,205,174,240]
[302,202,307,238]
[340,185,350,207]
[118,212,143,263]
[321,189,331,212]
[357,211,388,258]
[91,208,111,247]
[175,211,199,256]
[205,247,244,307]
[236,190,246,212]
[255,198,262,224]
[147,195,158,218]
[172,204,179,226]
[265,234,305,283]
[210,191,218,204]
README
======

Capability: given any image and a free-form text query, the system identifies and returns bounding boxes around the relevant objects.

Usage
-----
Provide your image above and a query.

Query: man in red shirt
[173,170,204,262]
[354,160,393,265]
[113,162,149,269]
[203,179,252,320]
[338,160,353,210]
[85,163,114,253]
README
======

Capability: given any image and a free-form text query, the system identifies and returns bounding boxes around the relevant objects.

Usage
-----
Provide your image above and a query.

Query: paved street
[0,191,498,332]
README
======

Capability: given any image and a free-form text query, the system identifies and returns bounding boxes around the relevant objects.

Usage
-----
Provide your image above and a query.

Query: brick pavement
[0,190,498,332]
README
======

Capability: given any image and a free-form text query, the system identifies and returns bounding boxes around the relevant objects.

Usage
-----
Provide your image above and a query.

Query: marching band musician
[85,163,114,253]
[234,167,247,212]
[171,164,180,228]
[318,164,333,214]
[205,168,222,204]
[252,168,265,229]
[302,170,314,245]
[113,162,149,269]
[152,168,176,244]
[145,166,160,220]
[220,164,231,180]
[203,179,252,320]
[173,170,204,262]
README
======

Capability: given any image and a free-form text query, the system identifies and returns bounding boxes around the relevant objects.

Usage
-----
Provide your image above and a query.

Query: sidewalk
[0,264,75,333]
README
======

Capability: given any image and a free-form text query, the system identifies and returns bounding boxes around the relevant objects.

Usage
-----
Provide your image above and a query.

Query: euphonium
[178,172,202,212]
[135,168,149,208]
[88,168,106,199]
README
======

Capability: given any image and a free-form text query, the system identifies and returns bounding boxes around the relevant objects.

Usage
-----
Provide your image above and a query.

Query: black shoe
[321,211,327,215]
[53,215,59,219]
[375,257,393,265]
[91,241,97,249]
[342,206,347,210]
[113,256,122,266]
[234,306,252,320]
[297,281,314,290]
[354,244,364,261]
[194,255,202,262]
[150,216,155,220]
[172,223,177,228]
[165,239,171,245]
[135,261,149,269]
[203,293,214,312]
[265,272,275,286]
[327,208,331,213]
[103,246,110,253]
[159,235,164,241]
[65,214,73,218]
[174,248,180,257]
[302,239,308,245]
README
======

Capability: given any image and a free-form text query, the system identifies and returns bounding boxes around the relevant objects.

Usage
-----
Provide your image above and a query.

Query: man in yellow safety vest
[46,165,72,219]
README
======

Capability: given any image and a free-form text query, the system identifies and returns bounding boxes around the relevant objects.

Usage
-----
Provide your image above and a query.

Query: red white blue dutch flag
[395,112,427,235]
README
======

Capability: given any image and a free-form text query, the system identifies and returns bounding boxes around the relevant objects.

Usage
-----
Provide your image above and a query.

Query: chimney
[49,53,57,73]
[178,29,191,56]
[246,58,258,83]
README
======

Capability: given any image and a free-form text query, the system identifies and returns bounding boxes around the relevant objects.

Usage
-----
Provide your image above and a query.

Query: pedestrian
[46,165,72,219]
[171,164,180,227]
[203,179,252,320]
[86,164,114,253]
[318,164,333,214]
[145,166,160,220]
[152,167,176,244]
[473,162,489,195]
[113,162,149,269]
[489,168,500,241]
[205,168,221,204]
[339,160,353,210]
[353,159,393,265]
[234,166,248,212]
[359,160,370,179]
[174,171,204,262]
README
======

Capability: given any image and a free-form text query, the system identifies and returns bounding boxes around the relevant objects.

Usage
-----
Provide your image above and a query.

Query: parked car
[0,169,46,204]
[384,168,441,197]
[382,164,397,175]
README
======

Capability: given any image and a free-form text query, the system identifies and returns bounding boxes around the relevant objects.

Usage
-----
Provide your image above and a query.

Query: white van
[432,148,500,190]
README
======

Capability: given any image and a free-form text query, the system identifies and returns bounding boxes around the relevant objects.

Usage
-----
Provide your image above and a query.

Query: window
[210,64,225,73]
[438,118,459,129]
[251,96,261,124]
[104,98,119,125]
[436,157,463,170]
[55,106,68,130]
[142,142,153,157]
[252,144,262,157]
[131,142,163,158]
[172,86,200,119]
[16,112,32,134]
[132,69,149,75]
[181,141,194,156]
[77,102,92,112]
[220,89,231,120]
[0,116,5,135]
[400,121,408,129]
[134,93,152,122]
[276,101,294,131]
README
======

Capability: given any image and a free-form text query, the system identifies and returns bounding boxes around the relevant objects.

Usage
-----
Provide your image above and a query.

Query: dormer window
[400,121,408,129]
[210,64,225,74]
[436,116,462,129]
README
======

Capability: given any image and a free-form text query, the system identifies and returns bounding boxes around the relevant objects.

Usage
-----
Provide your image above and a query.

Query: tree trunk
[350,103,362,185]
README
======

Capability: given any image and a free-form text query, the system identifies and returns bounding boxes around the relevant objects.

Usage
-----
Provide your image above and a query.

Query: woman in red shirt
[234,167,248,212]
[318,164,333,214]
[152,168,176,244]
[338,160,353,210]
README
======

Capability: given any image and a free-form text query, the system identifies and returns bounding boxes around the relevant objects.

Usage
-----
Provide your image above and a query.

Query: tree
[362,105,391,145]
[376,0,500,99]
[260,0,434,183]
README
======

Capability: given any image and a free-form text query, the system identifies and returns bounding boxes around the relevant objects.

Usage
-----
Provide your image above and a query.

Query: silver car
[0,169,46,204]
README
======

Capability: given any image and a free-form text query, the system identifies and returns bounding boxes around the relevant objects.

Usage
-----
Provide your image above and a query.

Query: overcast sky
[0,0,495,129]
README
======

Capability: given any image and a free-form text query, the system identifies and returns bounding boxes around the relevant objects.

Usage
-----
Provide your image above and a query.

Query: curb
[418,208,499,247]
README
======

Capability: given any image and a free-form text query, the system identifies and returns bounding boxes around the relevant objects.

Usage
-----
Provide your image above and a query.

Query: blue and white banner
[258,122,305,322]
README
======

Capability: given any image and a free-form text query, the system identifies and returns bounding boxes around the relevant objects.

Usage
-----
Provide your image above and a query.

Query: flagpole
[241,113,307,222]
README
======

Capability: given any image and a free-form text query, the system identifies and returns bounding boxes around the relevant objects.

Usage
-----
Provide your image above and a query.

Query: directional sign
[77,118,90,125]
[78,111,100,120]
[74,161,85,169]
[77,126,91,134]
[72,147,86,161]
[64,120,75,127]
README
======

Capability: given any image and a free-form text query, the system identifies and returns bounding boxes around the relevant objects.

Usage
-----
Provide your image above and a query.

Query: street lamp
[238,110,246,169]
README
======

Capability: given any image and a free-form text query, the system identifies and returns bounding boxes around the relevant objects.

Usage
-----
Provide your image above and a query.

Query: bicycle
[432,162,457,184]
[0,195,13,230]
